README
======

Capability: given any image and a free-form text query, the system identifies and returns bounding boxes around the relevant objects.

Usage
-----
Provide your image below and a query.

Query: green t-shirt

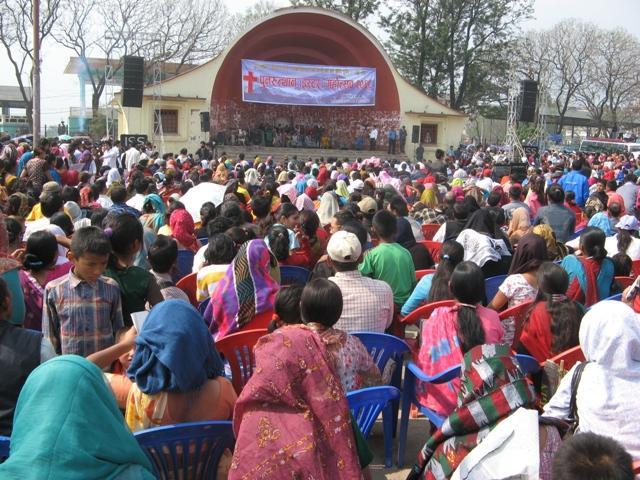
[358,242,415,305]
[105,266,151,327]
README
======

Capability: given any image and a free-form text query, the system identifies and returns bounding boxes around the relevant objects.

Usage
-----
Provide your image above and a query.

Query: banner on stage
[241,59,376,107]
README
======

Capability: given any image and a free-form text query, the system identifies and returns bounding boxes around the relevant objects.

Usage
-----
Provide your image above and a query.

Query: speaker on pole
[200,112,210,132]
[411,125,420,143]
[518,80,538,123]
[121,56,144,108]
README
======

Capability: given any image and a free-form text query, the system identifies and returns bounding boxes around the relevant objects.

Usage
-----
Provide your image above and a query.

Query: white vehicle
[579,138,640,160]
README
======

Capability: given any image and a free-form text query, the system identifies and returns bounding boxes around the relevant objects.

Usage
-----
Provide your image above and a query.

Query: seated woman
[299,209,328,268]
[561,227,614,307]
[0,356,155,479]
[507,206,531,247]
[208,239,280,340]
[533,224,567,262]
[543,301,640,461]
[605,215,640,260]
[230,325,367,479]
[267,284,304,332]
[169,207,200,253]
[301,278,381,392]
[126,300,237,431]
[416,261,504,417]
[389,195,434,270]
[517,262,583,363]
[401,240,464,316]
[267,224,311,269]
[196,233,236,302]
[408,344,558,480]
[139,193,166,234]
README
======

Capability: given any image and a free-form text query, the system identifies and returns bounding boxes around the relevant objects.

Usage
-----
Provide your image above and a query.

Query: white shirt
[476,176,495,192]
[102,146,120,169]
[126,193,146,212]
[192,244,208,273]
[605,234,640,260]
[125,147,141,171]
[369,128,378,140]
[97,194,114,209]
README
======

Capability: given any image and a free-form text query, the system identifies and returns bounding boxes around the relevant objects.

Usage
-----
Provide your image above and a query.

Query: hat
[42,181,61,194]
[64,201,83,222]
[357,196,377,215]
[616,215,640,231]
[327,231,362,263]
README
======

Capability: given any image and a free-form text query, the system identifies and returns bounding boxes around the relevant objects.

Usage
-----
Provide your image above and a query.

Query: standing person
[616,174,638,215]
[399,125,407,153]
[559,160,590,207]
[415,143,424,163]
[534,184,576,243]
[388,127,397,155]
[100,140,119,170]
[124,142,141,173]
[369,125,378,150]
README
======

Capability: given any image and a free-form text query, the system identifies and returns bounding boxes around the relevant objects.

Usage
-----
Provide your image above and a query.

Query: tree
[290,0,379,23]
[0,0,62,131]
[236,0,278,31]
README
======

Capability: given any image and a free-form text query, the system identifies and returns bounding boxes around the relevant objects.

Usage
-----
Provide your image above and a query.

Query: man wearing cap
[327,231,393,333]
[357,196,378,238]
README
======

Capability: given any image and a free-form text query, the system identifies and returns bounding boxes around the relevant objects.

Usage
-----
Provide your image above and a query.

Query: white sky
[0,0,637,129]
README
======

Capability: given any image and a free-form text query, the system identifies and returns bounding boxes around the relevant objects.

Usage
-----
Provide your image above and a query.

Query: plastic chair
[176,250,195,280]
[602,293,622,302]
[197,237,209,246]
[418,240,442,261]
[634,460,640,475]
[197,297,210,316]
[484,274,507,305]
[215,328,268,395]
[415,269,436,280]
[632,260,640,277]
[279,265,311,285]
[347,386,401,468]
[176,272,198,307]
[421,223,440,241]
[615,276,635,290]
[0,435,9,462]
[134,421,234,479]
[547,346,585,370]
[401,300,456,325]
[498,300,534,347]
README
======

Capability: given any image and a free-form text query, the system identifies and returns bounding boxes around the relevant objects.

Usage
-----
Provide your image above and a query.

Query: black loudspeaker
[121,56,144,108]
[411,125,420,143]
[200,112,210,132]
[518,80,538,123]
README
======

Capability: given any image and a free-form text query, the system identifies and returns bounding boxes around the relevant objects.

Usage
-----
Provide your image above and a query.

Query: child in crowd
[147,235,190,303]
[196,233,236,302]
[267,224,311,268]
[267,284,304,332]
[42,226,124,356]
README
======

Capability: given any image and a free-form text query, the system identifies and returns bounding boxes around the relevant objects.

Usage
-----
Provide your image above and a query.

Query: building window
[420,124,438,145]
[154,109,178,134]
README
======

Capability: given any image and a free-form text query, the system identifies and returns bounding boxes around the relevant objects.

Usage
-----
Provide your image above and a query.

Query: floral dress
[498,273,537,344]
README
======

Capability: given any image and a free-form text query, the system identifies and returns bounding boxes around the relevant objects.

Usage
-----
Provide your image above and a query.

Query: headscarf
[317,191,339,227]
[507,207,531,241]
[335,179,350,199]
[141,193,166,232]
[277,182,297,204]
[395,217,416,249]
[532,224,567,261]
[209,239,279,341]
[0,356,154,480]
[167,208,196,251]
[245,168,259,186]
[295,193,314,212]
[304,185,318,201]
[127,300,224,395]
[508,232,547,274]
[456,229,501,267]
[464,209,498,238]
[407,344,536,480]
[230,326,361,479]
[420,185,437,208]
[587,211,614,236]
[79,186,92,208]
[11,192,29,218]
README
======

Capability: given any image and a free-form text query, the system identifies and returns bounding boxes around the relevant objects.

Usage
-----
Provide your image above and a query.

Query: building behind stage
[117,7,467,160]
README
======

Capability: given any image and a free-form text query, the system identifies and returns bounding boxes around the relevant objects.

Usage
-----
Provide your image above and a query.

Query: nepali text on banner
[241,59,376,107]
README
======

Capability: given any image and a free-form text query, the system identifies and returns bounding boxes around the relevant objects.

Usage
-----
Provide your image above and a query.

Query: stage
[216,144,411,163]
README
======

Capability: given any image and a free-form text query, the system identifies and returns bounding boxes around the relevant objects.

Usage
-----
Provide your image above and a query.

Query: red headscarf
[169,209,198,252]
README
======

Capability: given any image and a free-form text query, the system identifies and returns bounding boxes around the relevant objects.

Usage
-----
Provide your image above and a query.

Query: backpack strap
[568,361,589,433]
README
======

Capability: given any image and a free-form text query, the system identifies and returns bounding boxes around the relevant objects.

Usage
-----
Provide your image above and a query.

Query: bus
[579,138,640,159]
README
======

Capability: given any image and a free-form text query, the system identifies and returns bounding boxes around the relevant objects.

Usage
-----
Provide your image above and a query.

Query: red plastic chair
[498,300,534,347]
[634,460,640,475]
[415,269,436,280]
[546,346,585,370]
[215,328,268,395]
[615,276,635,290]
[632,260,640,277]
[401,300,456,325]
[176,272,198,307]
[418,240,442,261]
[421,224,440,241]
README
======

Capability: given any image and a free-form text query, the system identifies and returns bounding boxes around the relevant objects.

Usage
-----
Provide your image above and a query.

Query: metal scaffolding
[151,59,164,153]
[505,67,525,162]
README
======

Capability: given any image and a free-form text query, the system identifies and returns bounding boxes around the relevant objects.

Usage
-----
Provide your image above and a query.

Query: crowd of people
[0,135,639,479]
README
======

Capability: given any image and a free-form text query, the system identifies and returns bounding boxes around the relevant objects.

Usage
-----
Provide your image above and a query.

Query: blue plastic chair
[134,421,234,479]
[197,237,209,246]
[484,274,507,304]
[603,293,623,302]
[176,250,195,280]
[279,265,311,285]
[198,297,211,316]
[347,386,401,468]
[0,435,9,462]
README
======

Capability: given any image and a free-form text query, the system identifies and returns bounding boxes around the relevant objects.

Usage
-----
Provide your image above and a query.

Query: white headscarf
[317,192,339,227]
[245,168,259,186]
[455,229,501,267]
[295,193,314,212]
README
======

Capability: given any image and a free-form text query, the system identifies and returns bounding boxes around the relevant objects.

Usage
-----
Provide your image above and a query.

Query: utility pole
[32,0,41,144]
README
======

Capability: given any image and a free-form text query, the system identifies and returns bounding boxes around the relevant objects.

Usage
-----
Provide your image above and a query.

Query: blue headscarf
[127,300,224,394]
[142,193,166,232]
[587,212,614,236]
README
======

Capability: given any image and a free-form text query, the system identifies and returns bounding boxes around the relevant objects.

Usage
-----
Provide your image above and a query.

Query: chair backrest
[176,272,198,307]
[548,346,585,370]
[602,293,622,302]
[632,260,640,278]
[0,435,9,462]
[515,353,541,375]
[417,240,442,261]
[176,250,195,280]
[633,460,640,475]
[498,300,534,347]
[134,421,234,479]
[484,275,507,304]
[347,386,401,438]
[215,328,268,395]
[279,265,311,286]
[615,276,635,290]
[197,237,209,246]
[415,269,436,280]
[421,224,440,241]
[401,300,456,325]
[351,332,409,376]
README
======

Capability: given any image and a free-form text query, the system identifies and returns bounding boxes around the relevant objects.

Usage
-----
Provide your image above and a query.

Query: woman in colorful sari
[561,227,614,307]
[407,344,559,480]
[139,193,165,234]
[126,300,236,432]
[230,325,366,480]
[207,239,280,340]
[0,356,155,479]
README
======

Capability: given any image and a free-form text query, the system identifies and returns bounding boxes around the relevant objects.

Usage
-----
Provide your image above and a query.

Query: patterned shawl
[229,326,361,480]
[408,344,536,480]
[209,239,279,341]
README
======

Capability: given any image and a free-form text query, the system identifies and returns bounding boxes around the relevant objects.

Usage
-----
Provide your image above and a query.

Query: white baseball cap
[327,231,362,263]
